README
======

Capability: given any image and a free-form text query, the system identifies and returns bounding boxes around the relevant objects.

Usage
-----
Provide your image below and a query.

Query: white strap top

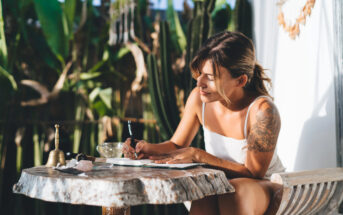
[202,96,285,179]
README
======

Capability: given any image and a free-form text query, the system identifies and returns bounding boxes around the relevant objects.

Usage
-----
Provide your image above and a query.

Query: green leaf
[80,72,102,80]
[0,65,17,90]
[87,60,106,74]
[33,0,69,58]
[114,46,131,60]
[92,100,108,117]
[99,88,112,109]
[26,26,61,70]
[89,87,101,102]
[0,0,8,68]
[64,0,76,37]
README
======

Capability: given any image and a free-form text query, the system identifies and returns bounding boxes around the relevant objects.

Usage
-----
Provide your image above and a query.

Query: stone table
[13,162,235,215]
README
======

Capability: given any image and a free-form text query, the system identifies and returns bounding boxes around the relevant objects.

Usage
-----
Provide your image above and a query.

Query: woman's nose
[196,75,205,88]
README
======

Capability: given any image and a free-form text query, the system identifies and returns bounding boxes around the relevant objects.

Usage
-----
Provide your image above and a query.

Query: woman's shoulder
[250,96,277,111]
[184,88,203,113]
[248,96,280,125]
[246,95,281,152]
[188,87,202,104]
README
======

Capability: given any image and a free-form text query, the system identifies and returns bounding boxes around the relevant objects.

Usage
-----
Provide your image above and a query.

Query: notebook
[105,158,205,169]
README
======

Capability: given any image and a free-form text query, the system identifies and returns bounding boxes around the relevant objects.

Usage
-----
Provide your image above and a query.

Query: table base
[102,206,130,215]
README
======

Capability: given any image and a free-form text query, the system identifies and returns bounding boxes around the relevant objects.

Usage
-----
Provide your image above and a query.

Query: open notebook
[105,158,205,169]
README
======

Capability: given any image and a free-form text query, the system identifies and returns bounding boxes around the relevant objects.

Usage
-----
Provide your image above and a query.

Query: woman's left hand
[149,147,200,164]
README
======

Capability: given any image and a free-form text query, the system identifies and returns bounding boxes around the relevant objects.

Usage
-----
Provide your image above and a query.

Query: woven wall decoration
[277,0,316,39]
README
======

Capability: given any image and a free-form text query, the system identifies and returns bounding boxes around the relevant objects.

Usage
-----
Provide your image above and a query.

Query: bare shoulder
[184,87,203,116]
[247,97,281,152]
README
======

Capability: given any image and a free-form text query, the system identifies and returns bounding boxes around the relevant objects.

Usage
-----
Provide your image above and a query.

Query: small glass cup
[96,142,123,158]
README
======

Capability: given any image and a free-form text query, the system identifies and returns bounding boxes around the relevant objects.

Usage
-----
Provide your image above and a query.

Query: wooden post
[102,207,130,215]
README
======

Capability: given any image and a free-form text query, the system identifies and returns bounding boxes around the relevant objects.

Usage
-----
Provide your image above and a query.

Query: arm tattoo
[247,101,281,152]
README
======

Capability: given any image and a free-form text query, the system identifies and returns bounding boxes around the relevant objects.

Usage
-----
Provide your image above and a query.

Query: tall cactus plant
[234,0,253,40]
[147,21,180,140]
[147,0,215,140]
[183,0,215,99]
[146,0,253,143]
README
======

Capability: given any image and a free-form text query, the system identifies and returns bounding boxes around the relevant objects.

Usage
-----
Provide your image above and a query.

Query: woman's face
[196,60,238,103]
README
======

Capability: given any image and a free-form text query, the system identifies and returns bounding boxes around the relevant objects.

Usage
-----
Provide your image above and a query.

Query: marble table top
[13,162,235,208]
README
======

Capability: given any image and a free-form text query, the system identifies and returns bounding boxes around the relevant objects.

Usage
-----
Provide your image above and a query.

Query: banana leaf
[64,0,76,38]
[33,0,69,59]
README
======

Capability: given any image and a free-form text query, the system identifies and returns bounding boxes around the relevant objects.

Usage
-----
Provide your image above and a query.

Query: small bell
[46,124,66,167]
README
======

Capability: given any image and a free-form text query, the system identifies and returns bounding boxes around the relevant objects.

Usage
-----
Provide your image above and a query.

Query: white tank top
[202,96,285,179]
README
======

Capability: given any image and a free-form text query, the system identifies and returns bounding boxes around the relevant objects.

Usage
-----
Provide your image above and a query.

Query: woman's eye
[207,75,214,81]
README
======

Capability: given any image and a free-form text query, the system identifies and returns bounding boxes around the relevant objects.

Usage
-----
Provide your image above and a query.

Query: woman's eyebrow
[202,72,214,76]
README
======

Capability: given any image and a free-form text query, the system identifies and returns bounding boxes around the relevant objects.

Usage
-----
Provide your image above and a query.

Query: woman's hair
[190,31,272,102]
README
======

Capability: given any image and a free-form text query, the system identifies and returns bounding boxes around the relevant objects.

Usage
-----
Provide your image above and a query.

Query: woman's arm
[150,98,281,179]
[244,98,281,178]
[123,88,202,159]
[201,98,280,179]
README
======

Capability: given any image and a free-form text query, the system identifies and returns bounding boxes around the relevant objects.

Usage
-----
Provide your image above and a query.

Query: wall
[253,0,337,171]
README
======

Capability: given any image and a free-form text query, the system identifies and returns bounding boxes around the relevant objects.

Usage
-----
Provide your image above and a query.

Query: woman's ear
[236,74,248,87]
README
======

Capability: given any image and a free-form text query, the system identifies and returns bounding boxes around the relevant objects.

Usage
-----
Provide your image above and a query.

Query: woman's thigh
[190,195,219,215]
[218,178,275,215]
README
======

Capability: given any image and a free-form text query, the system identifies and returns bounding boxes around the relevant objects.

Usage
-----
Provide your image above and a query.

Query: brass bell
[46,124,66,167]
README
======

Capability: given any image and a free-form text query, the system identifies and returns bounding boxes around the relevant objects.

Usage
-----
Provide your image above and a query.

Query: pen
[128,120,138,158]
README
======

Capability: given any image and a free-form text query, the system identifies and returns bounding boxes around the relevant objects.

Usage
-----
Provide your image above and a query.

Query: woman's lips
[200,90,209,95]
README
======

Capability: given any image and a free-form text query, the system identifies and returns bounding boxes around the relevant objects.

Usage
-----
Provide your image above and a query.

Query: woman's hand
[122,138,152,159]
[149,147,201,164]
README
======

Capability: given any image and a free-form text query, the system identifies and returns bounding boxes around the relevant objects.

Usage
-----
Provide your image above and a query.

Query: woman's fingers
[149,155,169,160]
[166,159,184,164]
[123,138,137,158]
[137,152,145,159]
[153,158,172,164]
[135,141,145,153]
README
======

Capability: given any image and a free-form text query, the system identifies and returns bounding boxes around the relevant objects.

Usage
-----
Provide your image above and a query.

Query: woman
[123,31,285,215]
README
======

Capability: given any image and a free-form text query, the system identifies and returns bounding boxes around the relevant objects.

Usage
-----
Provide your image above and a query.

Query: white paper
[105,158,205,169]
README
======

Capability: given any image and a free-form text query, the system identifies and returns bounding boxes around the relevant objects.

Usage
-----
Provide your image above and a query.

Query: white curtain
[251,0,280,96]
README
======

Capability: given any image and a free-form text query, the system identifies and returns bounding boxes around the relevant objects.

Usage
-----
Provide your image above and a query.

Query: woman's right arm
[123,88,202,159]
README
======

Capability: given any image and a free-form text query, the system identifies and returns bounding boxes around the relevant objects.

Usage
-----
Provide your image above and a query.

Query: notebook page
[105,158,205,169]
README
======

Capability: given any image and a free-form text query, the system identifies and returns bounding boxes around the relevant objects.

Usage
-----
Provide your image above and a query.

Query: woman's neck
[219,90,257,111]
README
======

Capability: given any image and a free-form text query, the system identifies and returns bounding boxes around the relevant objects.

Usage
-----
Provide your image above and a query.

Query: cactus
[234,0,253,40]
[147,0,253,144]
[146,21,180,139]
[183,0,216,99]
[166,0,187,55]
[147,0,216,141]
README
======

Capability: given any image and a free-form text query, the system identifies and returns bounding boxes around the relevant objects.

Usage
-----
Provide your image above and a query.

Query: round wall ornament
[277,0,316,40]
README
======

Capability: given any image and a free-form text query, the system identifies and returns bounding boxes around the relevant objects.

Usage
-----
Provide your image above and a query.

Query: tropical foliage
[0,0,251,214]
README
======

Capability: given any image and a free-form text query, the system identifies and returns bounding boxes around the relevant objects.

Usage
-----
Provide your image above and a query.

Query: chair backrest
[271,168,343,215]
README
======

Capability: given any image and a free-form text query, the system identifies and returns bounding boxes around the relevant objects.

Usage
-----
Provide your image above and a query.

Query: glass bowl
[96,142,123,158]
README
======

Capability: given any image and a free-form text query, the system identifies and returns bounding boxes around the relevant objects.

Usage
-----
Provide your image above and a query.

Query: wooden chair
[184,168,343,215]
[270,168,343,215]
